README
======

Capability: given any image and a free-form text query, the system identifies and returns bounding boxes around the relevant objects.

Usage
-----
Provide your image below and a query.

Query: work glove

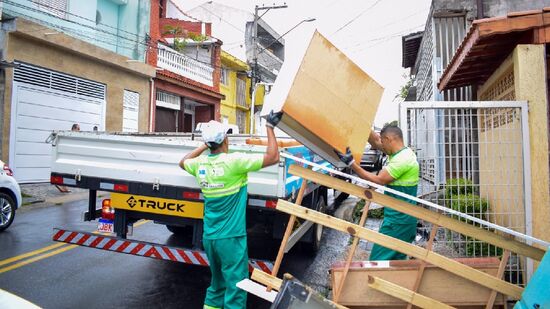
[335,147,355,167]
[265,110,283,128]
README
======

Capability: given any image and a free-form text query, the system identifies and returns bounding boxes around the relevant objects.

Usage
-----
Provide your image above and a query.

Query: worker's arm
[350,162,394,185]
[262,110,282,167]
[368,130,383,151]
[179,143,208,170]
[336,147,394,185]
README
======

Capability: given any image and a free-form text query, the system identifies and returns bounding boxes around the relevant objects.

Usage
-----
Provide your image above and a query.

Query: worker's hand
[335,147,355,166]
[266,110,283,128]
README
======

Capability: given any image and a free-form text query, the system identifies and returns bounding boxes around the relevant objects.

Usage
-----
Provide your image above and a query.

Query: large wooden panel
[264,31,383,167]
[331,259,506,308]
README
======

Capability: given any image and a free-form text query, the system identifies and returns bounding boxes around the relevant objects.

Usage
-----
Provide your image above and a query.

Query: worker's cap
[202,120,229,145]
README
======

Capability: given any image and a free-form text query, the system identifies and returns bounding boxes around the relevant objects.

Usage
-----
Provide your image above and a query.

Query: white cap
[201,120,228,145]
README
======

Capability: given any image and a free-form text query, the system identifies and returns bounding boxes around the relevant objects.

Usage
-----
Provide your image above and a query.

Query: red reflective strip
[162,247,177,261]
[115,241,131,252]
[192,251,208,266]
[183,191,201,199]
[77,234,91,245]
[114,184,128,192]
[103,239,118,250]
[176,249,193,264]
[53,230,65,240]
[257,262,272,274]
[130,243,146,255]
[89,236,104,248]
[144,247,161,258]
[266,200,278,209]
[51,176,63,185]
[64,232,79,243]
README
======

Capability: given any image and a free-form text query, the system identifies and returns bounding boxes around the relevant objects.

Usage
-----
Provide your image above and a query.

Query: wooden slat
[251,268,283,291]
[288,164,545,261]
[270,176,309,288]
[368,275,456,309]
[251,269,349,309]
[406,224,439,309]
[276,199,524,299]
[485,250,511,309]
[334,201,371,302]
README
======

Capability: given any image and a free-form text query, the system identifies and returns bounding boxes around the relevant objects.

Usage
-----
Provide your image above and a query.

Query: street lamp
[250,17,316,135]
[256,18,316,56]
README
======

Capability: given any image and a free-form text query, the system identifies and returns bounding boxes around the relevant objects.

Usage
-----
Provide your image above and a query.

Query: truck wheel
[0,192,16,232]
[307,196,326,255]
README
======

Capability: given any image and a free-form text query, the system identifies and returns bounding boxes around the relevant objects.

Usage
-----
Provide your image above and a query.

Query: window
[221,68,229,85]
[123,90,140,132]
[34,0,67,18]
[236,110,246,134]
[236,78,246,107]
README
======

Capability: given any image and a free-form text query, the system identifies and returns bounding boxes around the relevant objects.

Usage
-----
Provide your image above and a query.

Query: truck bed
[49,131,313,198]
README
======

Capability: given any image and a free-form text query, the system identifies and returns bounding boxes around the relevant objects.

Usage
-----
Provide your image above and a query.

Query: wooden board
[262,30,384,167]
[288,164,546,261]
[276,199,524,299]
[331,259,505,307]
[367,275,456,309]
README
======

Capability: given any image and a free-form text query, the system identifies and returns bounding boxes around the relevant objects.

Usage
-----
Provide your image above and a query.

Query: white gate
[399,101,532,284]
[10,63,106,183]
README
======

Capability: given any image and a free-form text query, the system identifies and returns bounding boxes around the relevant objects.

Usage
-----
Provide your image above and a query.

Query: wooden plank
[406,224,439,309]
[332,258,505,306]
[333,201,371,303]
[485,250,511,309]
[251,268,283,291]
[269,175,309,289]
[251,269,349,309]
[368,275,456,309]
[276,199,524,299]
[288,164,546,261]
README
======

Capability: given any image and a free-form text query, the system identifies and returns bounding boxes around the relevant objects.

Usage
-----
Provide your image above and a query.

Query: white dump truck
[49,131,330,271]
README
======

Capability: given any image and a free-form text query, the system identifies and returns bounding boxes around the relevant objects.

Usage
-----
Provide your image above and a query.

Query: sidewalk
[20,183,89,206]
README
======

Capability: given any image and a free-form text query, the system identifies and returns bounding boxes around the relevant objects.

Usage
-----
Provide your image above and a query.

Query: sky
[176,0,432,127]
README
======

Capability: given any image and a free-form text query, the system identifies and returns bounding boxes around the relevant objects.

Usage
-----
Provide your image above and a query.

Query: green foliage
[449,194,489,223]
[395,73,413,100]
[445,178,475,198]
[188,32,208,42]
[352,200,384,224]
[465,237,503,257]
[383,120,398,128]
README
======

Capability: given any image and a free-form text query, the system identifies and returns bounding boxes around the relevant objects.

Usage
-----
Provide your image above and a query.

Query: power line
[332,0,382,35]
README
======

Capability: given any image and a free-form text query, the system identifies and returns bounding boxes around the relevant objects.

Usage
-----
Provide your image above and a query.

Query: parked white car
[0,160,22,231]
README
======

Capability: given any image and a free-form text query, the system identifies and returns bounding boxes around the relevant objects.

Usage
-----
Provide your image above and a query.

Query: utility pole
[250,3,287,134]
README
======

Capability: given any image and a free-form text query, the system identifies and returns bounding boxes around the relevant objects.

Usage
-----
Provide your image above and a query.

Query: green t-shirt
[383,147,419,225]
[183,152,264,239]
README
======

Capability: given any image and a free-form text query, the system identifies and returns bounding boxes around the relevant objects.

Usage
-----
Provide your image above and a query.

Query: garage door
[10,63,106,183]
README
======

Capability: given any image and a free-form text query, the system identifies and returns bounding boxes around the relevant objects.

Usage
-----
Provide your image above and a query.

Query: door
[10,63,105,183]
[155,107,177,132]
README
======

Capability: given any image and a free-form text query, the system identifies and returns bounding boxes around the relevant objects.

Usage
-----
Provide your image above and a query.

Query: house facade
[0,0,155,183]
[149,0,223,132]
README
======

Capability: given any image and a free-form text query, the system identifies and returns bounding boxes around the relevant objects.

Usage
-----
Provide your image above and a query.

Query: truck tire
[306,196,326,255]
[0,192,16,232]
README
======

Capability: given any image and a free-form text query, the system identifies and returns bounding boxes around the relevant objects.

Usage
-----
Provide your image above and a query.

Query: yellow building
[219,51,265,134]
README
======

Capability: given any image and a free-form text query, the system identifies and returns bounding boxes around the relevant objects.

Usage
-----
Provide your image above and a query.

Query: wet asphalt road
[0,198,321,309]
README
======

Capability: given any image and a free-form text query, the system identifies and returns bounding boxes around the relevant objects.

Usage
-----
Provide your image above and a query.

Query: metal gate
[399,101,532,284]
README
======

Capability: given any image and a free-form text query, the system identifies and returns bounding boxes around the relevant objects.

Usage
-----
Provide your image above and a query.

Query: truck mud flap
[52,228,273,273]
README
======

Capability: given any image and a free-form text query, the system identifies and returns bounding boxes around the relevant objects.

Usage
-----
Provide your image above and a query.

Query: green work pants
[203,236,248,309]
[369,220,417,261]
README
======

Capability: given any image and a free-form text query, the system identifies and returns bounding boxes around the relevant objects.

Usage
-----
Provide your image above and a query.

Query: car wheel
[0,192,16,232]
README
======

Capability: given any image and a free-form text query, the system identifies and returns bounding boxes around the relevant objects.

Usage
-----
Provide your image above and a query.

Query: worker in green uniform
[337,125,419,260]
[180,112,282,309]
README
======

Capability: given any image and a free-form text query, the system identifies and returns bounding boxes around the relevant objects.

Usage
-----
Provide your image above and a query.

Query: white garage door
[10,63,106,183]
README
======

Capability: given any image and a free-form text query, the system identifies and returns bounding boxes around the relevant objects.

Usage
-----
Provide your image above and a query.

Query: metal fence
[400,101,532,285]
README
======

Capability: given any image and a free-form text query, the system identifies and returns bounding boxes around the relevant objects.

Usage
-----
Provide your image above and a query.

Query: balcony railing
[157,44,214,87]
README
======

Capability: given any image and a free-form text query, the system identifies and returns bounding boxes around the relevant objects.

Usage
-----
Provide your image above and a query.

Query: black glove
[265,110,283,128]
[335,147,355,166]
